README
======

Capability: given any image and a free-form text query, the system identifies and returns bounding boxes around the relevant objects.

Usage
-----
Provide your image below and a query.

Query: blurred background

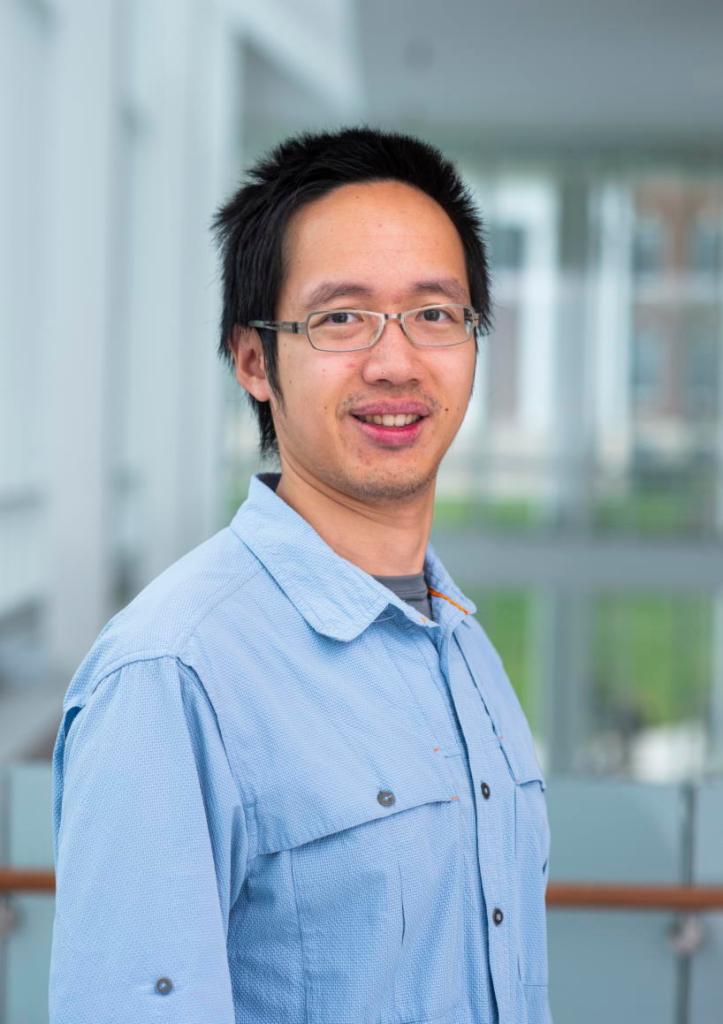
[2,0,723,1021]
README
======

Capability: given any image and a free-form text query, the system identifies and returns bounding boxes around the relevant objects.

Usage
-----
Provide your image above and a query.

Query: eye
[416,305,454,323]
[315,309,364,327]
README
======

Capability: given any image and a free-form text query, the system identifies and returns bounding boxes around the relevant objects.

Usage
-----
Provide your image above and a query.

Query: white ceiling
[355,0,723,156]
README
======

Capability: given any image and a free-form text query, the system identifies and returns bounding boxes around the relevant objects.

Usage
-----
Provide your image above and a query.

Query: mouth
[354,412,423,427]
[350,411,428,447]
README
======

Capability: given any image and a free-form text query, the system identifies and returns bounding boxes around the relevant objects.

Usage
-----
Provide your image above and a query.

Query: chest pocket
[498,732,550,989]
[251,757,464,1024]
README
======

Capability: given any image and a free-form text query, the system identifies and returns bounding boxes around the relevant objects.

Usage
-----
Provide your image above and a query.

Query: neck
[274,464,435,577]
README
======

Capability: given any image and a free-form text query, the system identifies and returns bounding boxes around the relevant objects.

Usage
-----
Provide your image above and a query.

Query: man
[49,127,551,1023]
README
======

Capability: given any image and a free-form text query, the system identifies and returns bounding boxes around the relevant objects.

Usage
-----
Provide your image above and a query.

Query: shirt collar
[229,472,476,642]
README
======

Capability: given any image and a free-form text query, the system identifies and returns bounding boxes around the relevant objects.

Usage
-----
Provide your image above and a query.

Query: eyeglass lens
[306,305,472,351]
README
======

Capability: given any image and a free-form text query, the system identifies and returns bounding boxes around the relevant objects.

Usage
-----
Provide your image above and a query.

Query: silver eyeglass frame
[248,303,481,352]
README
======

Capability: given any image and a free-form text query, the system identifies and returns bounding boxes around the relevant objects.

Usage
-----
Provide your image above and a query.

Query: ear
[229,325,273,403]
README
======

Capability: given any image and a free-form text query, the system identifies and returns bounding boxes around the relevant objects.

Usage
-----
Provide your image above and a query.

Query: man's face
[267,180,477,503]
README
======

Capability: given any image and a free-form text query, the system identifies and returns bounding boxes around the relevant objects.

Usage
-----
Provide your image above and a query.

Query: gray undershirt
[373,572,433,620]
[264,475,434,618]
[262,474,434,619]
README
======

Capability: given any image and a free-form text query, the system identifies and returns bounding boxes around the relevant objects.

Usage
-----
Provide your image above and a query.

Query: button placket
[447,629,515,1018]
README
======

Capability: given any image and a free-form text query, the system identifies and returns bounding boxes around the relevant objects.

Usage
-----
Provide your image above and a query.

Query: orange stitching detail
[432,746,441,752]
[450,795,460,801]
[427,587,472,615]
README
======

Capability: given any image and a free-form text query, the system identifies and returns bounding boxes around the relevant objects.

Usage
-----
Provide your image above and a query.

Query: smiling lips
[358,412,421,427]
[349,402,430,447]
[350,401,431,430]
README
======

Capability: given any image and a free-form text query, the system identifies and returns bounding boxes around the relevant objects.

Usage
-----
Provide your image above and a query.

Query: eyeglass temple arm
[248,320,302,333]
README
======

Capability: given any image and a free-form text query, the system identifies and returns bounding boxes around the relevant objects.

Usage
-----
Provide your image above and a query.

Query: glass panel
[547,779,683,1024]
[464,588,538,731]
[431,169,723,539]
[2,763,54,1024]
[588,592,713,780]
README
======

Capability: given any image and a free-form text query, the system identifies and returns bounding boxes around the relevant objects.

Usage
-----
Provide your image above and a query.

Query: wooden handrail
[0,868,55,893]
[547,882,723,911]
[3,869,723,911]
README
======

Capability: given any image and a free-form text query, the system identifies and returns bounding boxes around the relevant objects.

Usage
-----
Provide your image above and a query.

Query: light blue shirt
[49,472,551,1024]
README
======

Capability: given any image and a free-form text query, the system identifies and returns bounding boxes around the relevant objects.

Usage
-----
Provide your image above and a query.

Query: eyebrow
[302,277,469,310]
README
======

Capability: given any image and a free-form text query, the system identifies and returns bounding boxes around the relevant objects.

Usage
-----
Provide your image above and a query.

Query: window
[631,327,663,409]
[688,218,723,276]
[632,216,666,277]
[686,330,719,418]
[590,593,712,780]
[489,223,525,272]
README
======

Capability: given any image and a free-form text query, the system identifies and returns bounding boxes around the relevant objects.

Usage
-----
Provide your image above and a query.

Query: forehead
[279,180,469,307]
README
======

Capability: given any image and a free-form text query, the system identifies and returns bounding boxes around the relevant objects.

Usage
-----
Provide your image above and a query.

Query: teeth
[360,413,421,426]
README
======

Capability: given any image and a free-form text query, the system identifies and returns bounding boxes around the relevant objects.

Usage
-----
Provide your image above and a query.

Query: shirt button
[480,781,491,800]
[155,977,173,995]
[377,789,396,807]
[492,908,504,926]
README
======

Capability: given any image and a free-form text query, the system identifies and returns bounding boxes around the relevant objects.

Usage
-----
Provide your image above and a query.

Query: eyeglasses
[248,303,480,352]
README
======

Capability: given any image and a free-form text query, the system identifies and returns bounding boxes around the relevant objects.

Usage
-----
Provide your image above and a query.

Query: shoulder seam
[78,652,187,702]
[169,562,265,651]
[74,563,267,701]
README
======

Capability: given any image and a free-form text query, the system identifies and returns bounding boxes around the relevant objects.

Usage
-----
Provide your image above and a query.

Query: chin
[338,465,437,503]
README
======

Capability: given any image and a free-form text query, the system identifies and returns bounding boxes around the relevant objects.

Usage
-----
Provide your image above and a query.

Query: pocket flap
[498,734,546,789]
[254,767,458,855]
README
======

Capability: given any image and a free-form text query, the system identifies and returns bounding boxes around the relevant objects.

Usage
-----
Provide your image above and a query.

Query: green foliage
[593,486,714,535]
[435,472,716,536]
[434,497,538,530]
[465,589,536,725]
[459,588,713,739]
[592,594,712,728]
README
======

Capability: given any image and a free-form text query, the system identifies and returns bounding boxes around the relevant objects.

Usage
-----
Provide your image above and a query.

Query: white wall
[0,0,363,749]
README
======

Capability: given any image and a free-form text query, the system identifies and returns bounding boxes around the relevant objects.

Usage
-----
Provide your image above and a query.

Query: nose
[360,315,422,386]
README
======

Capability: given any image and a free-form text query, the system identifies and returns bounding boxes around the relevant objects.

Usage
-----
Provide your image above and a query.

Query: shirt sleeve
[48,656,247,1024]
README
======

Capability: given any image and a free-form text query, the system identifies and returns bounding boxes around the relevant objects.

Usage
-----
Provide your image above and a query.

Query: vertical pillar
[123,0,241,587]
[534,178,597,772]
[553,177,595,528]
[709,212,723,769]
[708,597,723,769]
[44,0,117,677]
[535,586,594,775]
[592,183,634,476]
[517,183,557,485]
